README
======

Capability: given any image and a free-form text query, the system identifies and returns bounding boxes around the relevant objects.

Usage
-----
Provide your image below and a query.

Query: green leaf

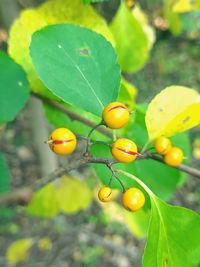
[8,0,114,97]
[123,208,150,238]
[83,0,106,3]
[0,51,29,123]
[0,153,10,194]
[117,78,137,110]
[30,24,120,116]
[110,2,149,72]
[143,196,200,267]
[164,0,183,35]
[117,169,200,267]
[132,5,156,50]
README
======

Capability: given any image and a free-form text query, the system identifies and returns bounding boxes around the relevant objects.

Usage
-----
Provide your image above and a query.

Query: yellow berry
[102,102,130,129]
[98,186,113,202]
[164,147,184,167]
[48,128,77,156]
[112,138,138,163]
[154,136,172,155]
[122,187,145,212]
[38,238,52,251]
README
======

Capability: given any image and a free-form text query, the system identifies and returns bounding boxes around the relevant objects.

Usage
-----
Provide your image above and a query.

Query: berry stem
[113,130,117,141]
[108,175,113,186]
[115,168,154,197]
[109,165,126,192]
[141,140,152,153]
[85,122,103,156]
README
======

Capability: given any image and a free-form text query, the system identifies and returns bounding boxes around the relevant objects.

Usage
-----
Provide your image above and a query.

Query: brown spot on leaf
[79,48,89,56]
[182,116,190,123]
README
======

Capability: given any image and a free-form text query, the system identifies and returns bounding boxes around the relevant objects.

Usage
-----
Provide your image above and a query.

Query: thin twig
[85,122,103,156]
[31,92,113,138]
[31,92,200,180]
[146,152,200,178]
[0,156,116,207]
[31,92,200,179]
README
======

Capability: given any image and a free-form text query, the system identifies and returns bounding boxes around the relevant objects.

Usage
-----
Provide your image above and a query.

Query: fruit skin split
[112,138,138,163]
[98,186,113,202]
[102,102,130,129]
[48,128,77,156]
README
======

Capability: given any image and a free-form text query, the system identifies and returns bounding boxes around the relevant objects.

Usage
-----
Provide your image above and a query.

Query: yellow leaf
[173,0,200,13]
[27,183,59,218]
[55,176,92,213]
[146,86,200,141]
[8,0,114,97]
[6,238,33,265]
[38,238,52,251]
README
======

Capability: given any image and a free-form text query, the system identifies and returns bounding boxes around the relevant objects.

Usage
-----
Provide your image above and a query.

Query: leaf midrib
[152,198,172,267]
[60,45,104,109]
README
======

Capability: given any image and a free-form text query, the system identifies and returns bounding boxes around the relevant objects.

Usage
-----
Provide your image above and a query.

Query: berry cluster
[98,186,145,212]
[154,136,184,166]
[47,101,146,212]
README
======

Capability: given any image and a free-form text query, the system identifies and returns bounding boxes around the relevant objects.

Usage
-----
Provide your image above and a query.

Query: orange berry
[102,102,130,129]
[164,147,184,167]
[122,187,145,212]
[48,128,77,156]
[98,186,113,202]
[154,136,172,155]
[112,138,138,163]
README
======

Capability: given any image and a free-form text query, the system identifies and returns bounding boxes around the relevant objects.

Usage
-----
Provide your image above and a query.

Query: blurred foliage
[173,0,200,13]
[110,2,149,72]
[38,237,52,251]
[6,238,34,265]
[163,0,183,35]
[0,153,10,194]
[27,176,92,217]
[118,78,138,110]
